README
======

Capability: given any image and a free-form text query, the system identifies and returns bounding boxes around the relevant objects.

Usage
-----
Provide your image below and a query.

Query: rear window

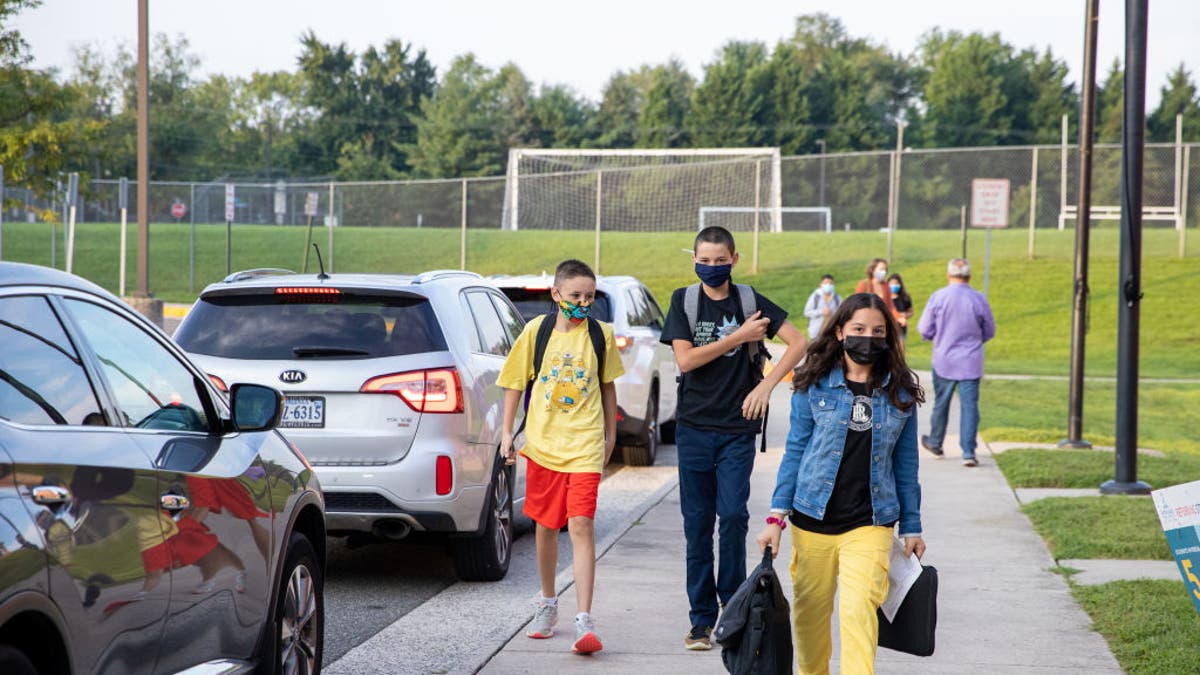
[499,288,612,323]
[174,291,447,359]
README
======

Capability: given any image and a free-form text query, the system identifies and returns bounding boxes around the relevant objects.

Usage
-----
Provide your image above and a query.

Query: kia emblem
[280,369,307,384]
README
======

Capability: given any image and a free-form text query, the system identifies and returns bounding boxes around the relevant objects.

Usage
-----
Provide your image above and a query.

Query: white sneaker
[573,613,603,654]
[526,600,558,639]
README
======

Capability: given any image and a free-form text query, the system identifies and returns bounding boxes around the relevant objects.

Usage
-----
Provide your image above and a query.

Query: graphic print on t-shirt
[848,392,873,432]
[540,350,593,413]
[693,315,743,357]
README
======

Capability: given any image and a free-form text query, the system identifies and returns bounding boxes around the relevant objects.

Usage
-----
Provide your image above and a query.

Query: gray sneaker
[573,613,603,654]
[526,601,558,639]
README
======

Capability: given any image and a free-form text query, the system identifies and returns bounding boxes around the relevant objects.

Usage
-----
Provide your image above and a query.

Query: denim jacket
[770,367,922,536]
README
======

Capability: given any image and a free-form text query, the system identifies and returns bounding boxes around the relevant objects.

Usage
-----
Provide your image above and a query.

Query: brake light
[614,335,633,352]
[360,368,464,413]
[208,374,228,393]
[275,287,341,303]
[435,455,453,495]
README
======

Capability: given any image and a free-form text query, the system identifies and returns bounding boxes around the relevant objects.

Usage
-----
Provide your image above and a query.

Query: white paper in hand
[881,536,924,622]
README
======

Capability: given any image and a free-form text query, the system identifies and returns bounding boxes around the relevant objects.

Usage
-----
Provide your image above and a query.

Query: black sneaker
[684,625,713,651]
[920,435,944,457]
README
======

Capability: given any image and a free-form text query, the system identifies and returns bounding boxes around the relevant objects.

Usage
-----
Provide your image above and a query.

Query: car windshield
[174,291,448,359]
[499,288,612,323]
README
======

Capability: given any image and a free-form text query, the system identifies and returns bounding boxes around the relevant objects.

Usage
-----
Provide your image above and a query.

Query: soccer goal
[699,206,832,233]
[501,148,782,233]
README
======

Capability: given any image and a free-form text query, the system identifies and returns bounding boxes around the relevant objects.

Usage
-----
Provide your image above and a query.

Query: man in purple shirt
[917,258,996,467]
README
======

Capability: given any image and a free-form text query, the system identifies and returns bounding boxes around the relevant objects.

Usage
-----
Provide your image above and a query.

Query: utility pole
[1061,0,1100,450]
[128,0,162,326]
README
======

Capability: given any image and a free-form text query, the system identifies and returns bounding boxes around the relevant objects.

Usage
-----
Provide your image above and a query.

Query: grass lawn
[1022,496,1172,560]
[995,448,1200,489]
[980,378,1200,454]
[1074,580,1200,675]
[3,223,1198,377]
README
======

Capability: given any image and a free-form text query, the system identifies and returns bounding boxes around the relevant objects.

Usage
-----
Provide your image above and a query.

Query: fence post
[1059,114,1068,230]
[960,205,967,259]
[1176,114,1184,257]
[752,160,761,274]
[327,182,335,272]
[0,164,4,261]
[189,182,195,293]
[119,178,129,297]
[461,178,468,270]
[1028,147,1039,260]
[594,171,602,273]
[1182,145,1191,258]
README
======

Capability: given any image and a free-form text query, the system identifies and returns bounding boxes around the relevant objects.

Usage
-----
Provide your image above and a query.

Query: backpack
[681,283,772,452]
[514,313,607,436]
[713,546,793,675]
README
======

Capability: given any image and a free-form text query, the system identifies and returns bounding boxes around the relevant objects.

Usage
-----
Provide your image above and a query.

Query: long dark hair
[887,272,912,306]
[794,292,925,410]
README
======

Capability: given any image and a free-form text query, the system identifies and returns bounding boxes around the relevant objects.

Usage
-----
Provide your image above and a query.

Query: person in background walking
[803,274,842,340]
[757,292,925,675]
[887,273,915,340]
[855,258,899,325]
[917,258,996,467]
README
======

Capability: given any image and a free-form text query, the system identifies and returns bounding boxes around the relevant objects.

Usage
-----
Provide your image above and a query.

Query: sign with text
[970,178,1010,228]
[224,184,235,222]
[1153,479,1200,617]
[305,192,319,217]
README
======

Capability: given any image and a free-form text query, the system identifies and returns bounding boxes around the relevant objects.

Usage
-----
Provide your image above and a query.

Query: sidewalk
[480,375,1122,674]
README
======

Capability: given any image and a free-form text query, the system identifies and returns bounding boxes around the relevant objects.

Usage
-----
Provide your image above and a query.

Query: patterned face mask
[558,298,592,323]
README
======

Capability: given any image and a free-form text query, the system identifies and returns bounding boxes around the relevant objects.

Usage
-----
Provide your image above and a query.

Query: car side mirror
[230,383,283,432]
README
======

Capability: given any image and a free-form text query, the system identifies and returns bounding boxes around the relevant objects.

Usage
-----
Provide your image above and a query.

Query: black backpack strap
[516,313,558,437]
[586,317,607,375]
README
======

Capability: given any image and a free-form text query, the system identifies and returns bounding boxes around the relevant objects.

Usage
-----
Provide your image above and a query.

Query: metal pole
[1182,146,1191,258]
[1176,114,1184,256]
[886,153,896,259]
[135,0,150,296]
[889,122,904,262]
[189,182,195,293]
[1028,147,1039,259]
[594,171,602,273]
[119,177,128,296]
[983,228,992,299]
[1060,114,1068,230]
[1102,0,1151,494]
[66,172,78,274]
[1061,0,1099,449]
[461,179,468,270]
[52,179,59,268]
[328,182,335,273]
[817,140,826,208]
[753,160,762,274]
[961,205,968,259]
[0,165,4,260]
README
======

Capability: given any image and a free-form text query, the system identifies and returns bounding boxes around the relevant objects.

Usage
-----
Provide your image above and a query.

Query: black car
[0,262,325,674]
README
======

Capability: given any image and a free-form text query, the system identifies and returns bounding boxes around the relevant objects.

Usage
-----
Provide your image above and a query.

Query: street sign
[971,178,1011,228]
[171,201,186,219]
[305,192,319,217]
[224,184,235,222]
[1153,479,1200,617]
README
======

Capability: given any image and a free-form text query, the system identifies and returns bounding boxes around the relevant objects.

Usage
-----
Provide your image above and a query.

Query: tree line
[1,4,1198,195]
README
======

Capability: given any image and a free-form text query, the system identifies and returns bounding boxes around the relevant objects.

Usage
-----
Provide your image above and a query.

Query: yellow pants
[789,525,893,675]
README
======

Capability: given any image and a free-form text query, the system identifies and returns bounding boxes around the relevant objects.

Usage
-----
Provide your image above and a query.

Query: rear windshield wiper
[292,346,371,357]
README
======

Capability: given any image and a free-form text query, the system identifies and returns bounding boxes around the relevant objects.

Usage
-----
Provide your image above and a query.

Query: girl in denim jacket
[757,292,926,675]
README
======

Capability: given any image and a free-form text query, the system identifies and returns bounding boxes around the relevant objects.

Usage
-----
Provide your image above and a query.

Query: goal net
[502,148,782,233]
[699,206,832,233]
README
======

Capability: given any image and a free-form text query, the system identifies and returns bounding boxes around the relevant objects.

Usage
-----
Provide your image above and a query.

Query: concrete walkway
[480,377,1123,674]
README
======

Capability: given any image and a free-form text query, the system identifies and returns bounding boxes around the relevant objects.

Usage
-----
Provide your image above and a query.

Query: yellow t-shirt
[497,315,625,473]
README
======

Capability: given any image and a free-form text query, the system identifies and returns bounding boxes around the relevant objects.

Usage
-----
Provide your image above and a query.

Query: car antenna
[312,244,330,280]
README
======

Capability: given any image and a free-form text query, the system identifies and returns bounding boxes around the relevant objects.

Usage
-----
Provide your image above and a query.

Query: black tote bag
[877,564,938,657]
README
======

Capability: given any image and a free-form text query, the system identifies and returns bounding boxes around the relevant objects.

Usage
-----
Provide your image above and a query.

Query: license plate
[281,396,325,428]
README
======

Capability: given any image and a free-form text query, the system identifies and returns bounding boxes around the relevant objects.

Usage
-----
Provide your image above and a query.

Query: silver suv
[491,274,678,465]
[174,269,525,581]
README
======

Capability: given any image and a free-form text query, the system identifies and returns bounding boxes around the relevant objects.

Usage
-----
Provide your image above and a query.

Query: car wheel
[263,532,324,675]
[622,392,658,466]
[453,457,513,581]
[0,645,37,675]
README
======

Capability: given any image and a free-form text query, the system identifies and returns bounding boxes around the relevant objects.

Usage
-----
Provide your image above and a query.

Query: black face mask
[842,335,889,365]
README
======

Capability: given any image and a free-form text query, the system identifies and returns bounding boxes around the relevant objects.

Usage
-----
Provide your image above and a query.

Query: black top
[893,294,913,314]
[660,285,787,434]
[791,379,875,534]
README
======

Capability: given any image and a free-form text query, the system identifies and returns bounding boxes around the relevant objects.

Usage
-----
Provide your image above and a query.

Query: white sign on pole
[1153,479,1200,617]
[304,192,319,217]
[224,184,235,222]
[971,178,1011,228]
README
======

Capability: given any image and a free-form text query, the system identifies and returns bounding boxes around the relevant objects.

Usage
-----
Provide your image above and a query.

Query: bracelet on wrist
[765,515,788,529]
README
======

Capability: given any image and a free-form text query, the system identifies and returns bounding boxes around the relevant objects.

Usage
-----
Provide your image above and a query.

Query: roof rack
[222,268,297,283]
[411,270,483,285]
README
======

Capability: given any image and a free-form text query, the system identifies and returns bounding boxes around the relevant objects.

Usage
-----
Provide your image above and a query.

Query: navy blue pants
[676,423,757,628]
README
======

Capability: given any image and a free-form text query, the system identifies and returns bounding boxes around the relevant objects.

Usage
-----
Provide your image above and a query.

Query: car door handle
[160,493,191,512]
[32,485,72,506]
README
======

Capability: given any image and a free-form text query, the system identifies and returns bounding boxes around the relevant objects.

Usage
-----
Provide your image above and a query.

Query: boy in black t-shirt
[659,226,808,650]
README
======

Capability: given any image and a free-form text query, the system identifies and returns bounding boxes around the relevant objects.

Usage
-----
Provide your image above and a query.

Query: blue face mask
[695,262,733,288]
[820,283,835,295]
[889,284,901,294]
[558,299,591,323]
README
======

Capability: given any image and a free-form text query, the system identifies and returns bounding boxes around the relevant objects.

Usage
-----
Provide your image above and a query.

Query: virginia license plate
[281,396,325,428]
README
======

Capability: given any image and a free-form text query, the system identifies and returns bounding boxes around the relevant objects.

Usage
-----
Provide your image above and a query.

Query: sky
[13,0,1200,109]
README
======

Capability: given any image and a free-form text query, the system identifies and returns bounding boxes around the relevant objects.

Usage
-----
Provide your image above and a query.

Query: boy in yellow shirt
[498,259,624,654]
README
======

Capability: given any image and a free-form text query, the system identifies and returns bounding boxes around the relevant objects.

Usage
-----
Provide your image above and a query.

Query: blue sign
[1153,480,1200,617]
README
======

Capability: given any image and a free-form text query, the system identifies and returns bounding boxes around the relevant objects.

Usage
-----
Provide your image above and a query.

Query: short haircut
[555,258,596,285]
[948,258,971,279]
[694,226,737,254]
[821,274,835,282]
[866,258,888,279]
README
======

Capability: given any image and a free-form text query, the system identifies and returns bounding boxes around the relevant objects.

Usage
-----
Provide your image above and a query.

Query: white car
[491,274,678,465]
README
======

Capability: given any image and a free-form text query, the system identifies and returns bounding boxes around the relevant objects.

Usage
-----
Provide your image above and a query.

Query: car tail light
[614,335,633,352]
[435,455,453,495]
[208,374,228,393]
[275,287,341,303]
[360,368,464,413]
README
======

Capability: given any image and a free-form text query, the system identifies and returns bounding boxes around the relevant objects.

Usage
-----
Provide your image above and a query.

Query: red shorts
[523,458,601,530]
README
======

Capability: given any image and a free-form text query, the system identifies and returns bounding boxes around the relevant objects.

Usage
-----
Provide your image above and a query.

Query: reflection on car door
[0,294,170,673]
[59,297,275,672]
